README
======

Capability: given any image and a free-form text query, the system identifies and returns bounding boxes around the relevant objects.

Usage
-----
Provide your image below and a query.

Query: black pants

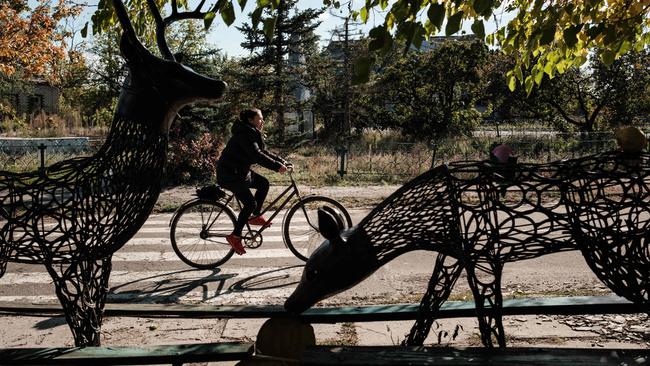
[222,171,269,236]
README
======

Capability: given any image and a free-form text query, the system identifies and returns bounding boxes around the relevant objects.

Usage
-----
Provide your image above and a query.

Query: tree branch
[164,0,208,26]
[145,0,175,60]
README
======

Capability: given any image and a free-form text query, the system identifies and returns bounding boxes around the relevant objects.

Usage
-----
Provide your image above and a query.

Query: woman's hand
[278,164,288,174]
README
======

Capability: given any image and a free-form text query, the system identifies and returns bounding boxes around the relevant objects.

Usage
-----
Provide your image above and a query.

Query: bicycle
[169,166,353,269]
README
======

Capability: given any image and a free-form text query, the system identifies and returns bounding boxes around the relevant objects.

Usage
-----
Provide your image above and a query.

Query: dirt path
[154,184,402,212]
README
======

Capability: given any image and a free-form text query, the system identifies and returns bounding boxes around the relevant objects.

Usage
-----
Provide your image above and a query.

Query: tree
[237,0,323,142]
[0,0,82,79]
[370,40,487,141]
[349,0,650,94]
[93,0,648,96]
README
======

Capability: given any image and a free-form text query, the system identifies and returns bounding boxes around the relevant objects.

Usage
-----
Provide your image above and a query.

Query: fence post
[38,144,46,174]
[335,146,348,177]
[430,141,438,169]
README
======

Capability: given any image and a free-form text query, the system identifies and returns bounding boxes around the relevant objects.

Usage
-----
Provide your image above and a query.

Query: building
[2,80,60,115]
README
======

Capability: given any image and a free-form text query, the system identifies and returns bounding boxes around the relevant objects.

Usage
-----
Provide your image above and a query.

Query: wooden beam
[0,342,253,365]
[301,346,650,366]
[0,296,644,322]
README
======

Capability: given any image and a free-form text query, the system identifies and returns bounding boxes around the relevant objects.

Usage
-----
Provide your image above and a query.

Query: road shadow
[34,316,67,330]
[228,265,301,293]
[106,265,302,303]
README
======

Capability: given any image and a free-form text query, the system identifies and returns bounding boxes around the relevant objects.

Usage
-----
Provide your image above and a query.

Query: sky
[75,0,512,57]
[75,0,379,57]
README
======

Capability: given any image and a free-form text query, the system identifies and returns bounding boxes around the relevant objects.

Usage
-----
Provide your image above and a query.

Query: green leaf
[563,24,582,48]
[369,26,389,52]
[237,0,247,11]
[446,11,463,36]
[473,0,493,16]
[360,6,368,23]
[534,68,544,86]
[81,22,88,38]
[514,65,523,82]
[427,3,445,31]
[220,2,236,26]
[471,19,485,39]
[618,40,632,55]
[411,23,425,49]
[506,71,516,91]
[204,12,216,30]
[586,23,604,40]
[539,23,555,46]
[601,49,615,65]
[263,16,277,41]
[524,75,534,95]
[251,7,263,29]
[353,57,372,85]
[543,60,554,76]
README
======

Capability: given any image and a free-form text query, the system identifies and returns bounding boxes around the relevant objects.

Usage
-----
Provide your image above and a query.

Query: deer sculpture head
[111,0,227,133]
[285,209,378,312]
[286,166,457,313]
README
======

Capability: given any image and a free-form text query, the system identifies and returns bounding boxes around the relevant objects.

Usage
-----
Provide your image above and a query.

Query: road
[0,209,609,306]
[2,209,646,350]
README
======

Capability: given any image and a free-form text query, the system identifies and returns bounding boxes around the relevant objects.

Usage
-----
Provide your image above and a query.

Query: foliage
[306,37,373,140]
[367,40,487,141]
[482,49,650,132]
[0,0,82,79]
[237,0,323,142]
[345,0,650,94]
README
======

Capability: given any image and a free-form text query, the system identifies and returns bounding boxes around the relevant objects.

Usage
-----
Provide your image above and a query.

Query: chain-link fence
[0,138,103,173]
[334,131,628,179]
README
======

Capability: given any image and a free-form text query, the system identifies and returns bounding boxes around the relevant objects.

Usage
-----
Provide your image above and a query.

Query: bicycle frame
[221,171,310,241]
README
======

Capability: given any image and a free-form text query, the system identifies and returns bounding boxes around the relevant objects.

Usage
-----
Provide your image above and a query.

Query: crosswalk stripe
[125,234,315,245]
[143,225,313,234]
[112,248,306,262]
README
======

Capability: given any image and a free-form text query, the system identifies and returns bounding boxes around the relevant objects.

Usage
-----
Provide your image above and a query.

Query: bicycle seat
[195,184,227,201]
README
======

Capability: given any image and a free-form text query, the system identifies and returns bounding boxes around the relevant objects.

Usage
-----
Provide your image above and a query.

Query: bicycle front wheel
[170,199,236,269]
[283,196,352,261]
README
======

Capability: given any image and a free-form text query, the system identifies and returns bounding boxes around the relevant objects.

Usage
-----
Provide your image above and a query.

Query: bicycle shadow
[107,268,231,303]
[105,265,303,303]
[33,265,303,330]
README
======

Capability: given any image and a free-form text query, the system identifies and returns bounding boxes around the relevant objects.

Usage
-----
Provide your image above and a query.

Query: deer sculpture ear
[119,32,153,67]
[318,208,342,242]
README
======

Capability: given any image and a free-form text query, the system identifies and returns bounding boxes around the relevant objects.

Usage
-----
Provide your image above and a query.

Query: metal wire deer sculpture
[0,0,226,346]
[286,151,649,347]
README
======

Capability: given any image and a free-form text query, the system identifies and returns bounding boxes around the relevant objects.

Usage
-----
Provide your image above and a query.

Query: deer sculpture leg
[403,253,464,345]
[466,258,506,347]
[44,255,113,346]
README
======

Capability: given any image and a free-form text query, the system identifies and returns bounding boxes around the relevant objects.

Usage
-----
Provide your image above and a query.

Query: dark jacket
[217,121,285,186]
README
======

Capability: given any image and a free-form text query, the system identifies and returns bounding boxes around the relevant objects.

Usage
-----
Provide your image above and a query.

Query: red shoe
[248,215,272,227]
[226,234,246,255]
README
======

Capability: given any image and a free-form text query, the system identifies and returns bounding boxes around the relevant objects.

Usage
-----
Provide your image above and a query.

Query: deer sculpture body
[285,152,649,347]
[0,0,226,346]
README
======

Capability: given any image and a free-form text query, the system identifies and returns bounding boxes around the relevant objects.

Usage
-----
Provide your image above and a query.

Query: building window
[27,94,44,113]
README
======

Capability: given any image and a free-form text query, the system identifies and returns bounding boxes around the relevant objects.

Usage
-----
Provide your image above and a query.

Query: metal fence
[0,138,103,172]
[334,131,624,178]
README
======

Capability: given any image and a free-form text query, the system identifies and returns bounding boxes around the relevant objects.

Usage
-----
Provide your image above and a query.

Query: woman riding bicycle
[217,108,289,255]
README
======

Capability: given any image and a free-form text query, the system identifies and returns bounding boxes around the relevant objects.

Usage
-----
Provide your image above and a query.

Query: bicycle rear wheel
[283,195,352,261]
[170,199,236,269]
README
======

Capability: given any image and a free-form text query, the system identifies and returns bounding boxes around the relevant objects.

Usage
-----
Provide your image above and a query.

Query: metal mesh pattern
[0,117,167,345]
[563,152,650,306]
[352,152,648,347]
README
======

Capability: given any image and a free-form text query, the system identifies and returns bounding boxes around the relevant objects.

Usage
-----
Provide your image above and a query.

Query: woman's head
[240,108,264,131]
